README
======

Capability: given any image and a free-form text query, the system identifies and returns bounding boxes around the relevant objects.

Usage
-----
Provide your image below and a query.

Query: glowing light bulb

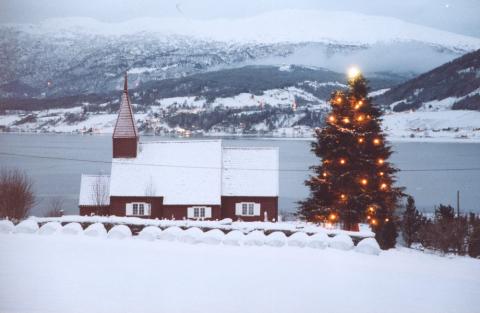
[373,138,381,145]
[343,117,350,124]
[368,206,375,212]
[371,219,378,225]
[378,159,384,165]
[336,97,342,104]
[367,215,371,220]
[329,213,337,221]
[348,66,361,79]
[357,115,364,122]
[340,194,346,200]
[358,138,364,144]
[380,183,388,190]
[385,218,390,222]
[361,178,368,186]
[328,116,336,122]
[340,158,346,165]
[322,172,327,177]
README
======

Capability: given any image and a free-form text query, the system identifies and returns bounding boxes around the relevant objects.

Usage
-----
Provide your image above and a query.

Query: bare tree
[45,197,64,217]
[91,175,108,214]
[0,167,35,220]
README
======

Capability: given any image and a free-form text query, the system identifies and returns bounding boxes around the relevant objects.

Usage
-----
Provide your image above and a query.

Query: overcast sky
[1,0,479,37]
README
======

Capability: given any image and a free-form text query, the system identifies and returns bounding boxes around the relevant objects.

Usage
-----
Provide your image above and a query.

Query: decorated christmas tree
[298,68,404,248]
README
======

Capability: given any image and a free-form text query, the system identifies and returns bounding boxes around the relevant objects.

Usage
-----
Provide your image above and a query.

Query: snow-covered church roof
[79,140,279,206]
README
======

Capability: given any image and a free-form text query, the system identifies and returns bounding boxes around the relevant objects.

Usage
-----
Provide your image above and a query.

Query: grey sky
[1,0,479,38]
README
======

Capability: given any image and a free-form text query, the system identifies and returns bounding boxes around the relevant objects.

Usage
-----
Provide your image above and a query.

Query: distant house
[79,74,279,221]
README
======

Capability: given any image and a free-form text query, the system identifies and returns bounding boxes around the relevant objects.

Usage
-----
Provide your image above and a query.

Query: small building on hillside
[78,74,279,221]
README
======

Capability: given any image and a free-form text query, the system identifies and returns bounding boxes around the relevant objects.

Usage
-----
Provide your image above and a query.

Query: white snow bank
[138,226,162,241]
[179,227,204,244]
[108,225,132,239]
[287,232,310,248]
[355,238,381,255]
[222,230,244,246]
[39,222,62,235]
[244,230,266,246]
[202,229,224,245]
[159,226,183,241]
[330,234,354,251]
[308,232,329,249]
[0,220,15,234]
[265,231,287,247]
[84,223,107,237]
[62,222,83,235]
[14,220,39,234]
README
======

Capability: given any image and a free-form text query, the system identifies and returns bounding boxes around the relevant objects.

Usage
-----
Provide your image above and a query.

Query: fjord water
[1,133,479,216]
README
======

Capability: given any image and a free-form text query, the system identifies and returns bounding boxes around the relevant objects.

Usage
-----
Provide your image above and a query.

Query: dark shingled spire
[113,72,138,139]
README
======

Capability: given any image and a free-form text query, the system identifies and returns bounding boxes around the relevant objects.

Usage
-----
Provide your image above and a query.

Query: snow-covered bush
[355,238,381,255]
[265,231,287,247]
[14,220,39,234]
[330,234,354,251]
[138,226,162,241]
[307,232,329,249]
[244,230,266,246]
[84,223,107,237]
[159,226,183,241]
[202,229,224,245]
[108,225,132,239]
[288,232,310,248]
[179,227,204,244]
[39,222,62,235]
[223,230,244,246]
[219,218,233,225]
[0,220,15,234]
[62,222,83,235]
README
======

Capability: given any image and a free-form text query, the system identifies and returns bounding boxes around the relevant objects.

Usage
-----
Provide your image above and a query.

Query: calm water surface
[1,133,479,216]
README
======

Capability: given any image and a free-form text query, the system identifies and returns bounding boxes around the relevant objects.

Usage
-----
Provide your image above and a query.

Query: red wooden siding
[221,196,278,221]
[110,196,163,218]
[112,137,138,158]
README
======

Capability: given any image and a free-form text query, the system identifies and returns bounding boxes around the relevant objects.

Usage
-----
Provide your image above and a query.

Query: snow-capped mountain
[1,9,479,99]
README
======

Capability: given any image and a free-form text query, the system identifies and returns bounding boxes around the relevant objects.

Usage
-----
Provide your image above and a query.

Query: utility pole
[457,190,460,217]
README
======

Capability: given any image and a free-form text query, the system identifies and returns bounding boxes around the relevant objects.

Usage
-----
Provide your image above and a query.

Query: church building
[78,74,279,221]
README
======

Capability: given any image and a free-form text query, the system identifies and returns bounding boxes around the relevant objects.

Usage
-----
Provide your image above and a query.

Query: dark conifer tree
[298,69,404,247]
[401,196,426,247]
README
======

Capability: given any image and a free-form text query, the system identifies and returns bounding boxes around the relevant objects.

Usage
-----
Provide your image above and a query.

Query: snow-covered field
[1,231,479,313]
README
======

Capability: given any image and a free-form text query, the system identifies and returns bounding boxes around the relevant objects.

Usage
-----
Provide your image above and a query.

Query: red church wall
[221,196,278,222]
[113,137,138,158]
[79,205,109,216]
[109,196,164,218]
[162,205,222,220]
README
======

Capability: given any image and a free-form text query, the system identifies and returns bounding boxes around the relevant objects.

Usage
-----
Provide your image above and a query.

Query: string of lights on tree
[298,67,404,234]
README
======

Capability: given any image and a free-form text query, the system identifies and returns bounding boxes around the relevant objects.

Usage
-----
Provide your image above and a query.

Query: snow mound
[355,238,381,255]
[0,220,15,234]
[219,218,233,225]
[39,222,62,235]
[202,229,224,245]
[307,232,329,249]
[108,225,132,239]
[159,226,183,241]
[329,234,354,251]
[287,232,310,248]
[265,231,287,247]
[14,220,39,234]
[62,222,83,235]
[138,226,162,241]
[84,223,107,237]
[244,230,266,246]
[179,227,204,244]
[222,230,244,246]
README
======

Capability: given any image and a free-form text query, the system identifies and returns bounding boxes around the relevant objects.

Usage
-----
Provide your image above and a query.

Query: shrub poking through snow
[159,226,183,241]
[0,220,15,234]
[223,230,244,246]
[14,220,39,234]
[179,227,204,244]
[244,230,266,246]
[62,222,83,235]
[288,232,310,248]
[84,223,107,237]
[330,233,354,251]
[108,225,132,239]
[355,238,381,255]
[308,232,329,249]
[202,229,224,245]
[265,231,287,247]
[138,226,162,241]
[39,222,62,235]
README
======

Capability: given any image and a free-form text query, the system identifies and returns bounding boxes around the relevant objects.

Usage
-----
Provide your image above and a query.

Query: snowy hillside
[1,10,479,99]
[1,230,479,313]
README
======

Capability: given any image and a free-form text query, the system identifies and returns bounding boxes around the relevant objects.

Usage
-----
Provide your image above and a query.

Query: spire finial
[124,72,128,92]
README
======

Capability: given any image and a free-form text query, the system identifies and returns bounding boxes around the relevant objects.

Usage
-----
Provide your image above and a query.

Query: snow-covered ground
[0,232,479,313]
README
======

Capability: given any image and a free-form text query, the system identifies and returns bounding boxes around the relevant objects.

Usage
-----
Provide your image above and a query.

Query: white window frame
[126,202,151,216]
[187,206,212,219]
[235,202,261,216]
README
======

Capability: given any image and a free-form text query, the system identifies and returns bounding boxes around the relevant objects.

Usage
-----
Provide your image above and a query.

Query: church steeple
[112,72,138,158]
